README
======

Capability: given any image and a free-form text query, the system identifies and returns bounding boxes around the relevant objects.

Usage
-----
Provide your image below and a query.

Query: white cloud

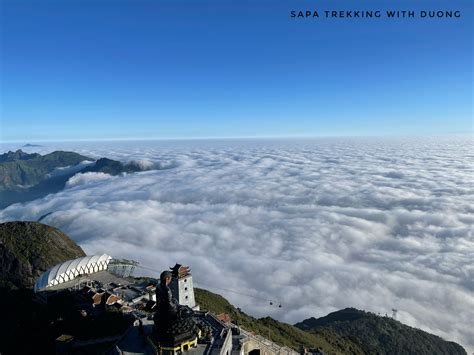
[1,136,473,351]
[66,172,116,187]
[46,160,95,178]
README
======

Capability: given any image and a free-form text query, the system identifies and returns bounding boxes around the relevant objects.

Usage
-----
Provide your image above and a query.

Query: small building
[169,263,199,310]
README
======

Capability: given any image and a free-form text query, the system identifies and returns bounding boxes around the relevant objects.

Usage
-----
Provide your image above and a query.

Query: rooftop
[44,270,132,291]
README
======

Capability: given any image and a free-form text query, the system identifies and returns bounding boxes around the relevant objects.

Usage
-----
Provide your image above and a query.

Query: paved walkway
[116,320,155,355]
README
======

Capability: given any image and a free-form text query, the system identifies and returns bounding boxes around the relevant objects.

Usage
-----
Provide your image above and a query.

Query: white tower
[392,308,398,320]
[169,264,199,310]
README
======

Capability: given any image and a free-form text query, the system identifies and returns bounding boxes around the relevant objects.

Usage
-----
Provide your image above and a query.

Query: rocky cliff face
[0,221,85,289]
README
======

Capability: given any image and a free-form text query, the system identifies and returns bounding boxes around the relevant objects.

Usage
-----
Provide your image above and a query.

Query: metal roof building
[34,254,112,292]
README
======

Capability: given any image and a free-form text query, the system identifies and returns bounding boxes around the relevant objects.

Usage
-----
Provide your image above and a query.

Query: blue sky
[1,0,472,141]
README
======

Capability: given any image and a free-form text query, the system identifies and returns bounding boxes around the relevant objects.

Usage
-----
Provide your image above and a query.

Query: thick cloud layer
[1,137,473,351]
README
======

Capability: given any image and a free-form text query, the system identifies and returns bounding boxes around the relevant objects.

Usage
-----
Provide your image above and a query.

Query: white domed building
[34,254,112,292]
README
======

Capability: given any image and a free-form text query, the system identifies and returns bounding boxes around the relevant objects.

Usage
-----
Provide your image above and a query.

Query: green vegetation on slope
[295,308,467,355]
[0,150,91,189]
[0,149,151,208]
[81,157,143,175]
[0,149,93,208]
[194,288,363,354]
[0,221,86,289]
[0,221,131,354]
[0,220,466,355]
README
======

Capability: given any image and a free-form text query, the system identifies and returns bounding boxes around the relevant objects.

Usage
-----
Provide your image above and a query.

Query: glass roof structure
[34,254,112,292]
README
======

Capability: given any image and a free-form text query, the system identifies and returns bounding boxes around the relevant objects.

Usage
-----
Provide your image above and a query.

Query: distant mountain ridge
[294,308,466,355]
[22,144,44,148]
[196,290,466,354]
[0,150,90,188]
[0,149,152,208]
[0,149,41,162]
[81,157,144,175]
[194,288,364,353]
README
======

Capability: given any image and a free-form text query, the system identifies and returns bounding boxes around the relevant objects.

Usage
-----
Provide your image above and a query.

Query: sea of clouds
[1,136,473,351]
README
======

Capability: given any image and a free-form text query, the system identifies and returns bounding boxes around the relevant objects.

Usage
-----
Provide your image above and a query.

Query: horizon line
[1,131,472,144]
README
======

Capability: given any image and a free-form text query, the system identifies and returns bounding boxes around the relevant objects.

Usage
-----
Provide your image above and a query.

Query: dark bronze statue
[153,270,197,346]
[155,271,179,322]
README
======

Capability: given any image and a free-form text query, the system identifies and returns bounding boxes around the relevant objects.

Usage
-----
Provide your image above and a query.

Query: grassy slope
[194,288,363,354]
[0,221,85,266]
[0,221,86,289]
[295,308,467,355]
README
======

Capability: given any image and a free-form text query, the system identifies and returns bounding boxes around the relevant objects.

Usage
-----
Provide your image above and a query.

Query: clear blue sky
[1,0,472,141]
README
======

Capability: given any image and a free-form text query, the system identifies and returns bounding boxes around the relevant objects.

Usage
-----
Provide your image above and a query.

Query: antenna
[392,308,398,319]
